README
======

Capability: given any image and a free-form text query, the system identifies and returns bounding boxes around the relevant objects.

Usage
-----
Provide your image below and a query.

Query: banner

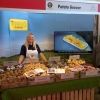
[9,19,28,31]
[0,0,45,10]
[46,0,98,13]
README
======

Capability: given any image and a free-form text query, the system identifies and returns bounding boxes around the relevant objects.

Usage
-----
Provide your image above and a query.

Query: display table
[1,76,100,100]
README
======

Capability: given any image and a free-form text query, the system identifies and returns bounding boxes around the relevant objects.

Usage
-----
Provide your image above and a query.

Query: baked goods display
[66,58,99,78]
[0,58,99,89]
[67,59,85,68]
[0,62,51,89]
[23,63,49,78]
[66,58,98,72]
[0,70,27,89]
[47,60,66,68]
[64,59,86,73]
[23,63,53,85]
[23,63,48,72]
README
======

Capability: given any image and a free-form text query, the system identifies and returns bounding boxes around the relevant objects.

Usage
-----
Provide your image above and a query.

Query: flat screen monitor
[54,31,93,53]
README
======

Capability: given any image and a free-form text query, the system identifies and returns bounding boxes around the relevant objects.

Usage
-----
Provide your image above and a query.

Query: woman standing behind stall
[18,33,47,64]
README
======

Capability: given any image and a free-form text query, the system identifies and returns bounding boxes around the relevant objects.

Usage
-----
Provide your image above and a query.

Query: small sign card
[49,56,61,62]
[69,55,80,60]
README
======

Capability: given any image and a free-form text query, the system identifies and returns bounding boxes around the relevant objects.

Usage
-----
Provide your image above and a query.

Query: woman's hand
[18,55,25,64]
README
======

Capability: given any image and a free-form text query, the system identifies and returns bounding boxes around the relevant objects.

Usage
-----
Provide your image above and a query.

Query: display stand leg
[79,90,82,100]
[42,95,47,100]
[37,96,42,100]
[70,91,74,100]
[91,88,94,100]
[66,92,70,100]
[56,93,60,100]
[75,90,78,100]
[83,89,87,100]
[47,94,51,100]
[52,94,56,100]
[62,92,66,100]
[87,89,91,100]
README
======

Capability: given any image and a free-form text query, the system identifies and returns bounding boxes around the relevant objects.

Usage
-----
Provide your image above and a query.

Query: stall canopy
[0,0,100,14]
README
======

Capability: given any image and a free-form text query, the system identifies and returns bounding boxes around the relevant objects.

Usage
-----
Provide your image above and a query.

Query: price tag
[49,56,60,62]
[69,55,80,60]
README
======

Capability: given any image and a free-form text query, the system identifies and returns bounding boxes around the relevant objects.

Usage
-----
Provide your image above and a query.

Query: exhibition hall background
[0,10,94,57]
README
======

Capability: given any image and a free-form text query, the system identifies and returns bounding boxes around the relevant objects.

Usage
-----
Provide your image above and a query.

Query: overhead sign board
[46,0,98,13]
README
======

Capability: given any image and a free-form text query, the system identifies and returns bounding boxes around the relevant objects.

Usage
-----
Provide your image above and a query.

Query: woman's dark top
[20,44,41,58]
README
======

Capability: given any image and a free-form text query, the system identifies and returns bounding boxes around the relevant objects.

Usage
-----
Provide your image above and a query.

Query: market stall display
[0,56,100,90]
[0,0,100,100]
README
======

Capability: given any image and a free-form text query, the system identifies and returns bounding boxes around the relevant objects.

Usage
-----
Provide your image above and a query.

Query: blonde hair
[24,33,36,49]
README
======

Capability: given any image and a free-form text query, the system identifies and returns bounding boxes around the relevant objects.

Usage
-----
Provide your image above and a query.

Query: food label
[49,56,61,62]
[69,55,80,60]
